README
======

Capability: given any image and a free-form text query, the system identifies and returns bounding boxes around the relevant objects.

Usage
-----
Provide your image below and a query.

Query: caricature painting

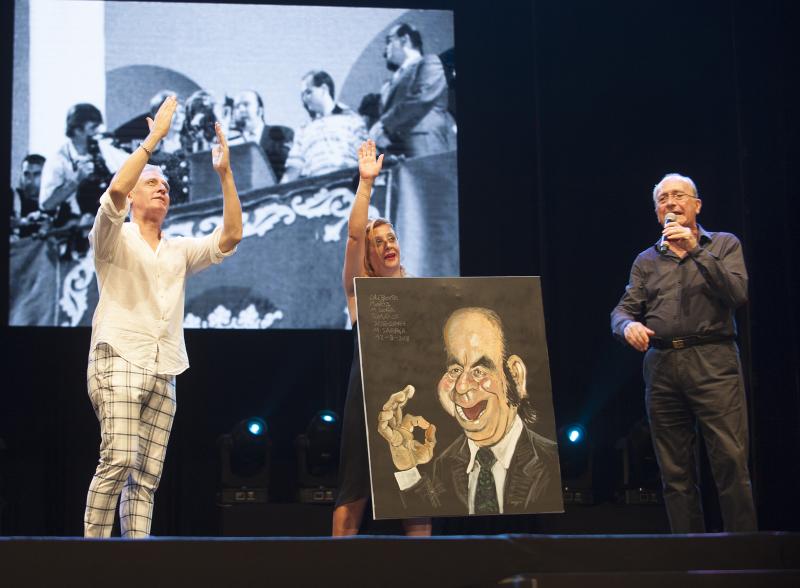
[355,277,564,519]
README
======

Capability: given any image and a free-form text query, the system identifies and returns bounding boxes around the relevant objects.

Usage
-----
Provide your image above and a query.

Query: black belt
[649,334,734,350]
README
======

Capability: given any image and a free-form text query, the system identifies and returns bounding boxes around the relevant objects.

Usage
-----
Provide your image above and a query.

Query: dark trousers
[644,341,757,533]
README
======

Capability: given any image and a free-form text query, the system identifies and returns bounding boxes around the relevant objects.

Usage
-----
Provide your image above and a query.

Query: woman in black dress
[331,140,431,536]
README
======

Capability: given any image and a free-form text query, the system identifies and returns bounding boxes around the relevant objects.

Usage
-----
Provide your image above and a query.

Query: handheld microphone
[658,212,677,254]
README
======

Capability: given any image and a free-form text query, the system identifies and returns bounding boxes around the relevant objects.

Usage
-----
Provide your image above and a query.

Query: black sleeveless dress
[335,322,372,507]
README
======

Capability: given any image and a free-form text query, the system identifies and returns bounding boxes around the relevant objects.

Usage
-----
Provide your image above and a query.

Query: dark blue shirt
[611,226,748,341]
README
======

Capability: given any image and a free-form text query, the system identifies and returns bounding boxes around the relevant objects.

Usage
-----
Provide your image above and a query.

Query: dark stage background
[1,0,798,536]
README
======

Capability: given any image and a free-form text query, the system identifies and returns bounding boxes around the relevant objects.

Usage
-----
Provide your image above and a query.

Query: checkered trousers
[84,342,176,538]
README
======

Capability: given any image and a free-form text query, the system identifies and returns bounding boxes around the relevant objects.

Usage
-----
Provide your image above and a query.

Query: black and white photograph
[9,0,457,328]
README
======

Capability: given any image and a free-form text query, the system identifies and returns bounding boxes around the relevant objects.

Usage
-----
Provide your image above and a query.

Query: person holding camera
[182,90,234,154]
[39,103,129,225]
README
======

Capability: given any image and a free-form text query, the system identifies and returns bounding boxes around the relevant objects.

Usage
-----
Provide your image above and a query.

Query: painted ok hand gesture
[377,385,437,471]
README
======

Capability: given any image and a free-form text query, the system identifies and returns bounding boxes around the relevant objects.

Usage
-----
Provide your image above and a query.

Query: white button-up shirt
[88,191,235,375]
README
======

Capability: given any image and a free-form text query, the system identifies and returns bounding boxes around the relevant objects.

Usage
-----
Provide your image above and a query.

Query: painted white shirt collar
[466,413,525,474]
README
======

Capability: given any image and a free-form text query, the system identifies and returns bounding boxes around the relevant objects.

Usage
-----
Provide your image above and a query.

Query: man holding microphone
[611,173,756,533]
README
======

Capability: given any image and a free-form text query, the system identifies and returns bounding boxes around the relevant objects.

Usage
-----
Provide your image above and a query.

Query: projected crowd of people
[9,23,457,255]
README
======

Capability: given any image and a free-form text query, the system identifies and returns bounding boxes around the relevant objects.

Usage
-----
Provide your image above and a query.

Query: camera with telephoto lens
[75,135,113,215]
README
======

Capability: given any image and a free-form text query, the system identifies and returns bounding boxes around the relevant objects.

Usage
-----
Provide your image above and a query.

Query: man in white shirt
[378,307,562,516]
[281,71,367,182]
[84,96,243,538]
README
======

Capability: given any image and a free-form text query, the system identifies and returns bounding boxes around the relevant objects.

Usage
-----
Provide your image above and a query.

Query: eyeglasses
[656,191,695,205]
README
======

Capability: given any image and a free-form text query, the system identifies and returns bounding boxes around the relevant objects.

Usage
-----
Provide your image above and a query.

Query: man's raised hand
[662,223,698,253]
[145,95,178,139]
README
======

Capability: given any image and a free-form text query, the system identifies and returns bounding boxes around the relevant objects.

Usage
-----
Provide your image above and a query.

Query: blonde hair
[364,217,405,277]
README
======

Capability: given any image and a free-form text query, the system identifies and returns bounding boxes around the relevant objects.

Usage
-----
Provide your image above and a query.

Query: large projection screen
[9,0,458,329]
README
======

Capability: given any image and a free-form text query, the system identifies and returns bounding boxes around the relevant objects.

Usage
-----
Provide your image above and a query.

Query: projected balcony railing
[9,150,459,329]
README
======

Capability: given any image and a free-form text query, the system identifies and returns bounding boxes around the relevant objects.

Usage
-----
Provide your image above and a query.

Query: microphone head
[664,212,677,224]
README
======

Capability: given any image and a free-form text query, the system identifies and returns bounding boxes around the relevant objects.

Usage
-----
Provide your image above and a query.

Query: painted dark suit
[379,54,456,158]
[400,423,562,516]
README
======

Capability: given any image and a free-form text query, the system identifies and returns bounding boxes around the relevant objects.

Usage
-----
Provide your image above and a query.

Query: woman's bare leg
[332,498,368,536]
[402,517,432,536]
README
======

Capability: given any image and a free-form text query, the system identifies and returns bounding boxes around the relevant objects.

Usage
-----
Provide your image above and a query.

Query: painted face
[654,177,702,227]
[234,91,261,127]
[367,223,401,276]
[20,161,43,197]
[437,311,518,446]
[129,168,170,221]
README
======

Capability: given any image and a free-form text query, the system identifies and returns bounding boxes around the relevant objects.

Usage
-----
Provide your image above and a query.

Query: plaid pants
[84,342,176,538]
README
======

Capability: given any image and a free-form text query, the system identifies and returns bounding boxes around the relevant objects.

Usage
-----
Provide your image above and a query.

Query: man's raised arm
[211,121,243,253]
[106,96,177,212]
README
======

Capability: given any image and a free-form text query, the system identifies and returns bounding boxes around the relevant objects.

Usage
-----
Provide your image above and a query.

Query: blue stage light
[567,425,584,444]
[246,417,266,436]
[319,410,337,423]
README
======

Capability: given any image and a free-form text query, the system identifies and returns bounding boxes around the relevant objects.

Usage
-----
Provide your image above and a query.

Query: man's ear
[506,355,527,399]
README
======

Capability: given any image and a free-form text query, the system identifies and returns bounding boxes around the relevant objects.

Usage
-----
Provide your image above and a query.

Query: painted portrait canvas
[355,276,564,519]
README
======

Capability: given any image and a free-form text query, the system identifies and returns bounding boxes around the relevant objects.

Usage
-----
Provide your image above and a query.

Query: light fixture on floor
[218,417,271,504]
[295,410,341,504]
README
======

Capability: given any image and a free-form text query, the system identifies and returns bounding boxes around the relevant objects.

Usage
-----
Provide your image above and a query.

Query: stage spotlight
[217,417,272,504]
[295,410,341,504]
[566,425,585,444]
[246,417,266,436]
[558,423,594,505]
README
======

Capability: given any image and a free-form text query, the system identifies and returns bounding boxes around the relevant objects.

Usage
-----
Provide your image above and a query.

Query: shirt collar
[400,53,423,71]
[392,54,423,82]
[129,220,166,249]
[465,414,524,474]
[65,139,88,163]
[245,120,265,142]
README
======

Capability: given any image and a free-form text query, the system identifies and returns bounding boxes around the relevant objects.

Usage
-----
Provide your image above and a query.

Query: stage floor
[2,532,799,587]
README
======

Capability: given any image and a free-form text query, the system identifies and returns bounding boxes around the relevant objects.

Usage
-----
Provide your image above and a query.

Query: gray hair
[141,163,166,179]
[652,173,698,206]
